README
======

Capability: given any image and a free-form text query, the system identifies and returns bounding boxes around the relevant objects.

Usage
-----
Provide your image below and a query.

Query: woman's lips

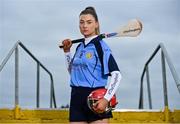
[83,30,88,32]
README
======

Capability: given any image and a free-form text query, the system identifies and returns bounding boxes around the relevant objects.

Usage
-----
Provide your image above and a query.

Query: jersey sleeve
[64,52,72,73]
[100,41,120,75]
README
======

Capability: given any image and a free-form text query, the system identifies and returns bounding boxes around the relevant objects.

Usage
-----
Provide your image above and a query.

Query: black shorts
[69,86,113,122]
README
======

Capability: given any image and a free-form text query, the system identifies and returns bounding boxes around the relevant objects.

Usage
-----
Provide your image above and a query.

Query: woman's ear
[95,22,99,28]
[95,22,100,34]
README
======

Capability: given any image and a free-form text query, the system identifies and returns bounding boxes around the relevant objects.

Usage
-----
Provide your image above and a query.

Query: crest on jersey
[86,52,93,59]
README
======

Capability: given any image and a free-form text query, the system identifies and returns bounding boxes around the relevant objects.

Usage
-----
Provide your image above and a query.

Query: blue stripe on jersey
[70,40,119,88]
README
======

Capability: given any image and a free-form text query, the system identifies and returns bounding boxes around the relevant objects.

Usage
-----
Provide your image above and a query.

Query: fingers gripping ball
[87,88,118,114]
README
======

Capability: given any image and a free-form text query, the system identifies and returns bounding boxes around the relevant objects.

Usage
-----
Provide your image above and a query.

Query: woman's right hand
[60,39,72,53]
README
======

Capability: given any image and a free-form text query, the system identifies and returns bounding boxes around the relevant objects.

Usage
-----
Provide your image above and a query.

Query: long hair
[79,7,100,35]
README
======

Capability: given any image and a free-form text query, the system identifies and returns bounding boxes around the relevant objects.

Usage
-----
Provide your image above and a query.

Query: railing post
[161,50,168,107]
[53,87,57,108]
[139,79,144,109]
[146,66,152,109]
[15,46,19,107]
[50,75,57,108]
[160,43,180,93]
[36,63,40,108]
[50,78,52,108]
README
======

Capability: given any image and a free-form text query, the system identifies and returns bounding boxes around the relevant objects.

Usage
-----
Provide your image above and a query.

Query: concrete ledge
[0,108,179,123]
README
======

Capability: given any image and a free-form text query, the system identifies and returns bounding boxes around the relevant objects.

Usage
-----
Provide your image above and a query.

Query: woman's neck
[84,35,98,45]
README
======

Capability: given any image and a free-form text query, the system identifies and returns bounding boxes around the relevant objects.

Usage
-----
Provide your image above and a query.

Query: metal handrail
[0,41,57,108]
[139,43,180,109]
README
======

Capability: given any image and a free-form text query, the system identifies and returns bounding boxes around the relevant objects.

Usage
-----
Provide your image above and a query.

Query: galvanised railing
[139,43,180,109]
[0,41,57,108]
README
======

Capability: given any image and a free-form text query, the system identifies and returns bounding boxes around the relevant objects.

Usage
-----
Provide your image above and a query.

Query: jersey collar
[84,35,98,46]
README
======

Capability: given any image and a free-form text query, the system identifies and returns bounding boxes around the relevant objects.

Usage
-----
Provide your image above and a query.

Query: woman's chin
[83,34,94,38]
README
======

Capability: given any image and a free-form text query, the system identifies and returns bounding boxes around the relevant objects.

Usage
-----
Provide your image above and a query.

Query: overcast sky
[0,0,180,110]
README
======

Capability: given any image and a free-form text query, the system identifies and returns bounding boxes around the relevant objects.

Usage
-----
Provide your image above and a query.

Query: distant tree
[60,104,69,109]
[65,104,69,108]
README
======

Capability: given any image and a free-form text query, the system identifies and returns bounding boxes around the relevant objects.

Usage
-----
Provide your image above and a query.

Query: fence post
[15,46,20,119]
[36,63,40,108]
[161,50,168,107]
[15,46,19,107]
[146,66,152,109]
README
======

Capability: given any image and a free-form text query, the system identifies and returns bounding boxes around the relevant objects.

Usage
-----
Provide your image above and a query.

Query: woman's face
[79,14,99,38]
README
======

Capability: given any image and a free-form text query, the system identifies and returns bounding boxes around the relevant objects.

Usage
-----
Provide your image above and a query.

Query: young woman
[60,7,122,124]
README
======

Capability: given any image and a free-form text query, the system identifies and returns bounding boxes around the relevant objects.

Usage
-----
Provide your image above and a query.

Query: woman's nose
[83,23,88,28]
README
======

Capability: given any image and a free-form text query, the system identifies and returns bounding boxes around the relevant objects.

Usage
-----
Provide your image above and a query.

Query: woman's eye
[80,21,84,24]
[87,21,92,24]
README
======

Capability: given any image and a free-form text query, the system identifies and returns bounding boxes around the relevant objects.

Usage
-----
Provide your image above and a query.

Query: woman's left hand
[93,98,109,113]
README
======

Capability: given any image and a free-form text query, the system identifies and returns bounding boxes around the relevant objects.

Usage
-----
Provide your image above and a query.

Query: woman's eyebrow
[87,20,93,22]
[80,19,93,22]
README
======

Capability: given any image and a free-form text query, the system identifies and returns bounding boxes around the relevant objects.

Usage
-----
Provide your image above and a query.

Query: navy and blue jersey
[70,39,119,88]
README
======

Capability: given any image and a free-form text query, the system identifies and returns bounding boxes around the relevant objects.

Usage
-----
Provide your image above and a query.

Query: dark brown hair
[79,7,100,35]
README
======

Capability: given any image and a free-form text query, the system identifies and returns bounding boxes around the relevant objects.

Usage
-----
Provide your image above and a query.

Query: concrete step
[0,106,180,123]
